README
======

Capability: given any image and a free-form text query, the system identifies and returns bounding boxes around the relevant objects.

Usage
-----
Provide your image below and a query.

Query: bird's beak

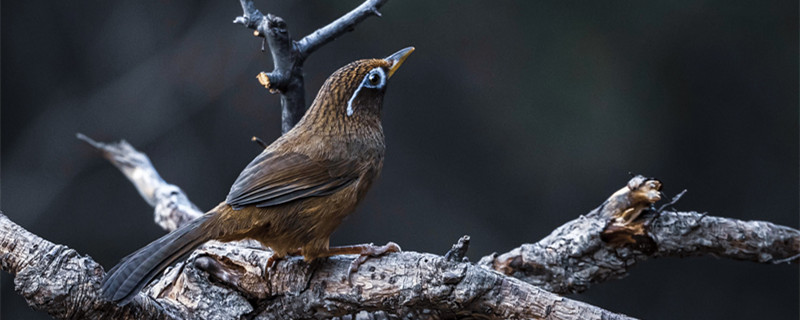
[385,47,415,79]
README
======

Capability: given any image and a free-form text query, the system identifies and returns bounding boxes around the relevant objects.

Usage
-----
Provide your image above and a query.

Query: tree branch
[478,176,800,294]
[0,210,633,319]
[187,241,633,319]
[233,0,389,134]
[295,0,389,59]
[6,136,798,318]
[0,213,179,319]
[76,133,201,231]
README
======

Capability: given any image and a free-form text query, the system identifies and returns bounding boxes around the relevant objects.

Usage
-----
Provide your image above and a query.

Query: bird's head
[303,47,414,128]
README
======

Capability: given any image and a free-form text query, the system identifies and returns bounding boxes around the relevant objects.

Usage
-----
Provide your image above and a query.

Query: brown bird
[101,47,415,304]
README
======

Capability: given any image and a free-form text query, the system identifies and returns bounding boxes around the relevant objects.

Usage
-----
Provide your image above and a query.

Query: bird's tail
[101,211,216,305]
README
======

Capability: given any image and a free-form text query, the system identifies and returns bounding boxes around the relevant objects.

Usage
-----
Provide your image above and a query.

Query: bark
[478,177,800,294]
[0,211,633,319]
[0,213,179,319]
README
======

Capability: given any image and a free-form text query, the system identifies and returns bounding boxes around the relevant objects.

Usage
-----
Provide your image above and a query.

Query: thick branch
[478,176,800,294]
[0,211,633,319]
[0,213,180,319]
[233,0,389,133]
[187,242,633,319]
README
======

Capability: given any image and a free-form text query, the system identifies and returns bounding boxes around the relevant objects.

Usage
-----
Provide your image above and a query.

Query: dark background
[2,1,797,319]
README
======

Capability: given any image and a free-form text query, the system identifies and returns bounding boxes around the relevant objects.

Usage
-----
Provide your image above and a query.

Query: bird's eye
[368,72,381,85]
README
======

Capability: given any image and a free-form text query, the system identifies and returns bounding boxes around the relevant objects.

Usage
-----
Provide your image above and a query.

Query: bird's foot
[304,242,401,284]
[346,242,401,273]
[262,249,302,279]
[263,255,279,279]
[340,242,401,284]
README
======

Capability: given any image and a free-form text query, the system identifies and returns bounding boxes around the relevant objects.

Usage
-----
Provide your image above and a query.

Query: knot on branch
[265,14,287,37]
[257,72,283,93]
[191,242,272,299]
[601,175,662,224]
[599,175,662,248]
[444,235,470,262]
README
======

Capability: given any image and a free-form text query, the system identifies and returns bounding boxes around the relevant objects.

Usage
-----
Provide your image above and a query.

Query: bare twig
[77,133,202,231]
[295,0,389,59]
[251,136,269,149]
[233,0,389,133]
[444,235,471,262]
[478,176,800,294]
[657,189,687,212]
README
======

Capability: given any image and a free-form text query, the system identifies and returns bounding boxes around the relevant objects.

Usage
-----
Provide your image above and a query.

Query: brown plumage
[101,47,414,304]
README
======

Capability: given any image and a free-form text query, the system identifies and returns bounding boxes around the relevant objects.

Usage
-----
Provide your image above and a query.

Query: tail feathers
[101,213,214,305]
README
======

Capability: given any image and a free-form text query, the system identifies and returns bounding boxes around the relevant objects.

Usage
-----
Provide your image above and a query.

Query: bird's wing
[225,151,358,209]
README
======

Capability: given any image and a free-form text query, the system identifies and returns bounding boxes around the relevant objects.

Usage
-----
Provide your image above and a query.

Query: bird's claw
[263,254,282,279]
[346,242,401,284]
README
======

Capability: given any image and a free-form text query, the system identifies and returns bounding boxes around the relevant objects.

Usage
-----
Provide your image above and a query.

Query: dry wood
[477,177,800,294]
[0,211,632,319]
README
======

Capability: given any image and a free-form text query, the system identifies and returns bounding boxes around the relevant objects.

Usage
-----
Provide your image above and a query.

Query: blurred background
[2,1,797,319]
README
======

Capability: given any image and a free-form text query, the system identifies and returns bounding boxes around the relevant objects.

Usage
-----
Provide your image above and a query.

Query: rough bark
[0,212,633,319]
[0,213,180,319]
[478,177,800,294]
[233,0,389,134]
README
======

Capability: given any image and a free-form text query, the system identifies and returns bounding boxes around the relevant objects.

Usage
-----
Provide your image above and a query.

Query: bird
[101,47,415,305]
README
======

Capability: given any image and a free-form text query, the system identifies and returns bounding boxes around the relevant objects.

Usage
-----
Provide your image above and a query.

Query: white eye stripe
[347,67,386,116]
[346,84,363,116]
